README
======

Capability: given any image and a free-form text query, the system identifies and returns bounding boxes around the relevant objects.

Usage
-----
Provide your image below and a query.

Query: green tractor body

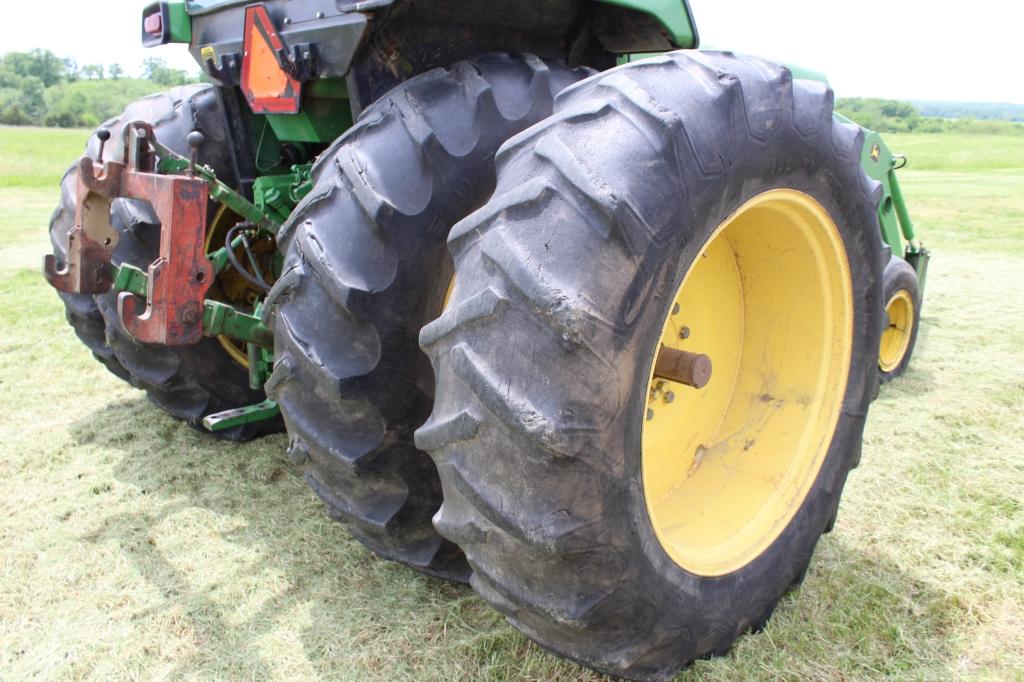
[151,0,926,285]
[43,1,929,677]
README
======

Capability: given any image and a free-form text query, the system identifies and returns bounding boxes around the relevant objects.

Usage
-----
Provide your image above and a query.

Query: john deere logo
[870,141,881,162]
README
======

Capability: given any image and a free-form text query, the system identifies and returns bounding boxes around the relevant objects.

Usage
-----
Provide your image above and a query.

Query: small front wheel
[878,255,922,383]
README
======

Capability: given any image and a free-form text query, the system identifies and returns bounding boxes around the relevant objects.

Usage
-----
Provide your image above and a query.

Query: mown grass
[0,126,87,188]
[0,124,1021,680]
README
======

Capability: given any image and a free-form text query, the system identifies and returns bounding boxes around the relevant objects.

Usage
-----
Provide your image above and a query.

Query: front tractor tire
[419,52,885,679]
[878,255,922,383]
[48,85,280,441]
[263,55,590,580]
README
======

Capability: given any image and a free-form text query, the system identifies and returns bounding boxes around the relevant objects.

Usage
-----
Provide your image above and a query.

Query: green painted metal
[247,345,274,389]
[202,299,273,346]
[207,180,279,234]
[167,1,192,43]
[156,151,280,235]
[597,0,697,48]
[854,127,923,262]
[856,128,905,259]
[247,302,274,390]
[253,164,314,224]
[207,234,246,274]
[186,0,261,15]
[307,78,349,99]
[202,399,280,432]
[785,63,828,84]
[905,247,931,292]
[264,81,353,144]
[113,265,273,347]
[842,120,929,293]
[888,169,916,243]
[263,78,352,146]
[112,263,149,298]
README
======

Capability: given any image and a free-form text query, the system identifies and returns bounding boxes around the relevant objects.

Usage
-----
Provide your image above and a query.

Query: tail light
[141,3,171,47]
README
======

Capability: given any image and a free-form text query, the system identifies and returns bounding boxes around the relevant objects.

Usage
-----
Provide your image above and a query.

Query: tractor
[44,1,928,678]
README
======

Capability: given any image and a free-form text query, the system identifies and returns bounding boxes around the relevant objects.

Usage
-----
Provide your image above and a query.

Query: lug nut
[680,326,691,339]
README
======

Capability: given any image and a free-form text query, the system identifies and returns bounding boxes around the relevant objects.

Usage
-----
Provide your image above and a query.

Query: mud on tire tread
[419,51,886,679]
[264,55,590,580]
[47,85,278,441]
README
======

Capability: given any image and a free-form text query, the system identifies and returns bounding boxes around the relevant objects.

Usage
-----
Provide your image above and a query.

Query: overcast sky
[3,0,1022,104]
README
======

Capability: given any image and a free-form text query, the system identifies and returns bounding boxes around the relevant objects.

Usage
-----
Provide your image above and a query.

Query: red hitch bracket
[43,155,123,295]
[43,123,214,346]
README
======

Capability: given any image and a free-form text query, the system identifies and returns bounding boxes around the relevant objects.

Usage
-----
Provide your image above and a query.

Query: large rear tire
[47,85,280,441]
[419,52,885,678]
[264,55,589,580]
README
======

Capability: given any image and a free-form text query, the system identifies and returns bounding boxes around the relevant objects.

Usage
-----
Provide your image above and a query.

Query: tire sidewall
[617,126,884,627]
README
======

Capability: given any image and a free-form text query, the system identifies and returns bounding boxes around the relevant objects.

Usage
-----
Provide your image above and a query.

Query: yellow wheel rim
[879,290,914,372]
[442,273,457,310]
[641,189,854,576]
[204,205,256,369]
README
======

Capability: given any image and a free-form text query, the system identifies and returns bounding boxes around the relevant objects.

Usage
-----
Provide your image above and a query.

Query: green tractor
[44,1,928,678]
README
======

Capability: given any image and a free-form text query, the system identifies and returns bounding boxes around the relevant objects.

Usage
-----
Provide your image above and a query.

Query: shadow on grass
[69,397,485,679]
[68,397,965,680]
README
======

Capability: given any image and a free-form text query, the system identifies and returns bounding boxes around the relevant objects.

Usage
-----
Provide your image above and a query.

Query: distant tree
[80,64,105,80]
[43,78,164,127]
[108,63,124,81]
[44,89,89,127]
[836,97,923,134]
[912,100,1024,123]
[142,56,193,86]
[0,49,67,87]
[62,57,80,82]
[0,74,46,124]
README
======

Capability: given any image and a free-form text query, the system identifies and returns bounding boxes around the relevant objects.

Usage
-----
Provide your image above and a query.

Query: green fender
[597,0,699,48]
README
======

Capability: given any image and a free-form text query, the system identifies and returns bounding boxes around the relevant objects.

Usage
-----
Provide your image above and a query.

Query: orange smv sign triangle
[240,4,302,114]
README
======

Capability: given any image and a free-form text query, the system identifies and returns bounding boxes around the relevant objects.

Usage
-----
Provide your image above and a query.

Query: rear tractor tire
[48,85,281,441]
[419,51,886,679]
[263,54,590,580]
[878,255,922,383]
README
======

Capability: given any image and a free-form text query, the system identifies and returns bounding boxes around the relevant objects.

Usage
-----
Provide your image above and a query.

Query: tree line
[0,49,199,128]
[835,97,1023,135]
[2,48,1021,135]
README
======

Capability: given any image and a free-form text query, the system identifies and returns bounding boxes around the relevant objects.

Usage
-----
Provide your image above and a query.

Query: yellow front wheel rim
[879,290,914,372]
[641,190,854,577]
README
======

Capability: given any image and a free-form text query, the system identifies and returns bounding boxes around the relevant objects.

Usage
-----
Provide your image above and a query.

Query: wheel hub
[879,290,914,372]
[641,190,854,576]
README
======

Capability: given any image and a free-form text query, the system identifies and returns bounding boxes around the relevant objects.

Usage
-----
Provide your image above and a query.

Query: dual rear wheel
[50,51,904,680]
[418,51,885,679]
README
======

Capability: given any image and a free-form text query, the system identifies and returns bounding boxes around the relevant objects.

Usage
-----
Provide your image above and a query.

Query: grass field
[1,123,1022,680]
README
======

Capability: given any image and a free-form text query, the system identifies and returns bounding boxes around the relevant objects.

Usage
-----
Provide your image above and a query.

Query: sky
[2,0,1022,104]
